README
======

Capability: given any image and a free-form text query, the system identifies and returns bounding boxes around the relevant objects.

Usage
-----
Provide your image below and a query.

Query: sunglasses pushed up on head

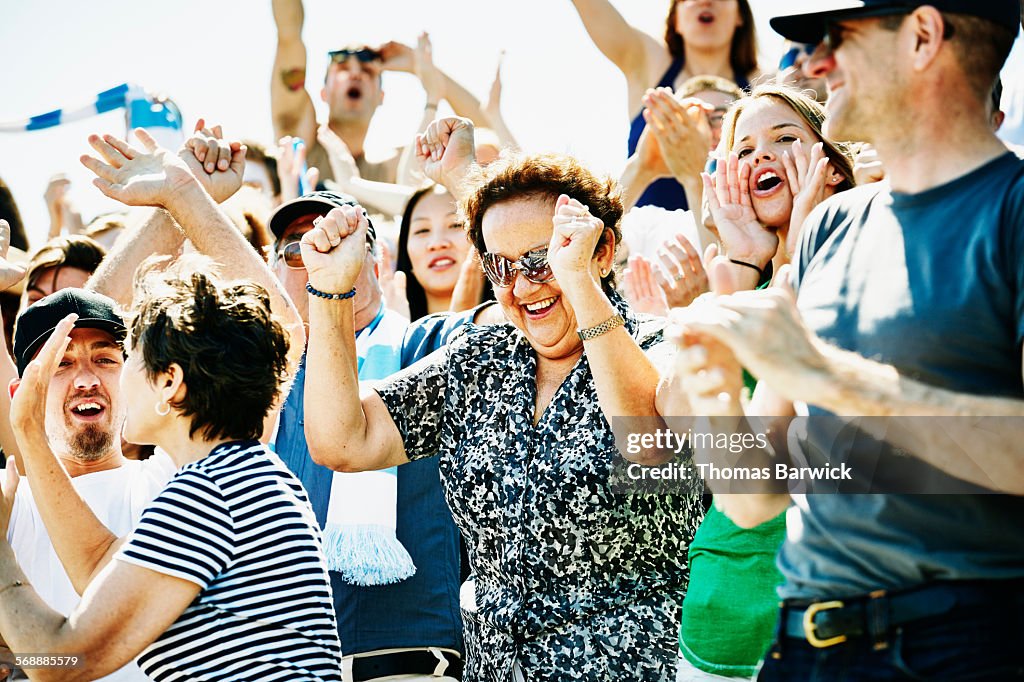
[480,247,555,288]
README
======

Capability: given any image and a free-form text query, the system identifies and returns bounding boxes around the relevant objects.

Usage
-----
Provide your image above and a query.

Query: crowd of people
[0,0,1022,680]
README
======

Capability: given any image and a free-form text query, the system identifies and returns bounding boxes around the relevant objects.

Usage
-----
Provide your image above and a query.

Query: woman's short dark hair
[128,256,290,442]
[665,0,759,81]
[461,153,623,293]
[25,235,107,292]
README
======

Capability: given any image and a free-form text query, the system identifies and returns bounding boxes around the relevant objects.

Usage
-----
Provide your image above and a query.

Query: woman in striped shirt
[0,256,342,681]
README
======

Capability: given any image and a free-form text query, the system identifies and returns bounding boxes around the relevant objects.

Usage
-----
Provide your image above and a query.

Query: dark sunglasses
[480,247,554,288]
[779,43,815,71]
[277,239,306,269]
[328,48,382,65]
[275,234,374,270]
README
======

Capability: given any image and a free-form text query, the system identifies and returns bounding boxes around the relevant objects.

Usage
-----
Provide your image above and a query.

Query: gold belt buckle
[803,600,848,648]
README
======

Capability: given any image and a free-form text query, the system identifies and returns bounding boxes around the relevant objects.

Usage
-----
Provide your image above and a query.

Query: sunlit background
[1,0,1020,248]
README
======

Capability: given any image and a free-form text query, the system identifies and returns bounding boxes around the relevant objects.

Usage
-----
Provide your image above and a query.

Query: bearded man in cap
[659,1,1024,679]
[0,289,175,681]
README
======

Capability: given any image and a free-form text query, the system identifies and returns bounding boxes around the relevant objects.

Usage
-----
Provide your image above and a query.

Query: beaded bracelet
[306,282,357,300]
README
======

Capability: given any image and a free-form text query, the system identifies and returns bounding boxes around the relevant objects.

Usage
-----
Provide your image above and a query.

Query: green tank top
[679,504,786,677]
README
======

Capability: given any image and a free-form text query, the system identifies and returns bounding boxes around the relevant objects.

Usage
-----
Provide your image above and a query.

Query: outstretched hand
[299,204,371,295]
[277,137,320,203]
[652,234,709,310]
[81,129,200,208]
[623,254,669,317]
[0,220,27,292]
[415,117,477,197]
[483,51,506,126]
[413,32,444,105]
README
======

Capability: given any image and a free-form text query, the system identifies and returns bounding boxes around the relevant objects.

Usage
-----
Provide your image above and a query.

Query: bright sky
[0,0,793,248]
[1,1,1019,250]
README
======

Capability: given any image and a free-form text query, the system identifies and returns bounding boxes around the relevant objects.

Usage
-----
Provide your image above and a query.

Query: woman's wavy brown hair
[461,153,623,293]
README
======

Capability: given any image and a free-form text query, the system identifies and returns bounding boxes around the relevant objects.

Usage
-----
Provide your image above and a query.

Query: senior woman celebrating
[302,117,702,681]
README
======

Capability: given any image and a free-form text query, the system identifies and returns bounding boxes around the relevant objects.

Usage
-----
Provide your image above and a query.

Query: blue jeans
[758,593,1024,680]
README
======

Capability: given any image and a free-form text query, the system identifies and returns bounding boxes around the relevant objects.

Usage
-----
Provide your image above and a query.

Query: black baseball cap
[13,288,126,377]
[771,0,1021,44]
[268,190,376,243]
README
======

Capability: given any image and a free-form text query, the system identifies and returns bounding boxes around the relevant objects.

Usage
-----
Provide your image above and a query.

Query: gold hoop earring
[155,401,170,417]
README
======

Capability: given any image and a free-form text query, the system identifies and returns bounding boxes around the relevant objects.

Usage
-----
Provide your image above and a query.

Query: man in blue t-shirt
[664,1,1024,679]
[268,192,464,681]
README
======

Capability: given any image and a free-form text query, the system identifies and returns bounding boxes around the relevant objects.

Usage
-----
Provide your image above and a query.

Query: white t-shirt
[5,450,176,682]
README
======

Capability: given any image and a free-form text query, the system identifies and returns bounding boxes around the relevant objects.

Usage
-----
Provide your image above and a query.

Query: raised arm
[87,119,271,305]
[387,34,492,187]
[271,0,317,144]
[550,196,663,428]
[482,52,520,151]
[83,128,304,362]
[568,0,667,107]
[300,206,408,472]
[379,37,491,130]
[82,128,306,442]
[0,221,28,463]
[86,208,184,306]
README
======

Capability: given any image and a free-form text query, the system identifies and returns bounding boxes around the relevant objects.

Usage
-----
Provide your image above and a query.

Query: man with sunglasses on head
[667,1,1024,679]
[271,0,491,200]
[268,191,466,682]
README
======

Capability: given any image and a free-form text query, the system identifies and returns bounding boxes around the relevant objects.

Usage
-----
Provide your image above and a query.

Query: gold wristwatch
[577,313,625,341]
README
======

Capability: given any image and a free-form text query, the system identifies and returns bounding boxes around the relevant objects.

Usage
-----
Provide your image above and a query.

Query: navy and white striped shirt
[115,440,342,681]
